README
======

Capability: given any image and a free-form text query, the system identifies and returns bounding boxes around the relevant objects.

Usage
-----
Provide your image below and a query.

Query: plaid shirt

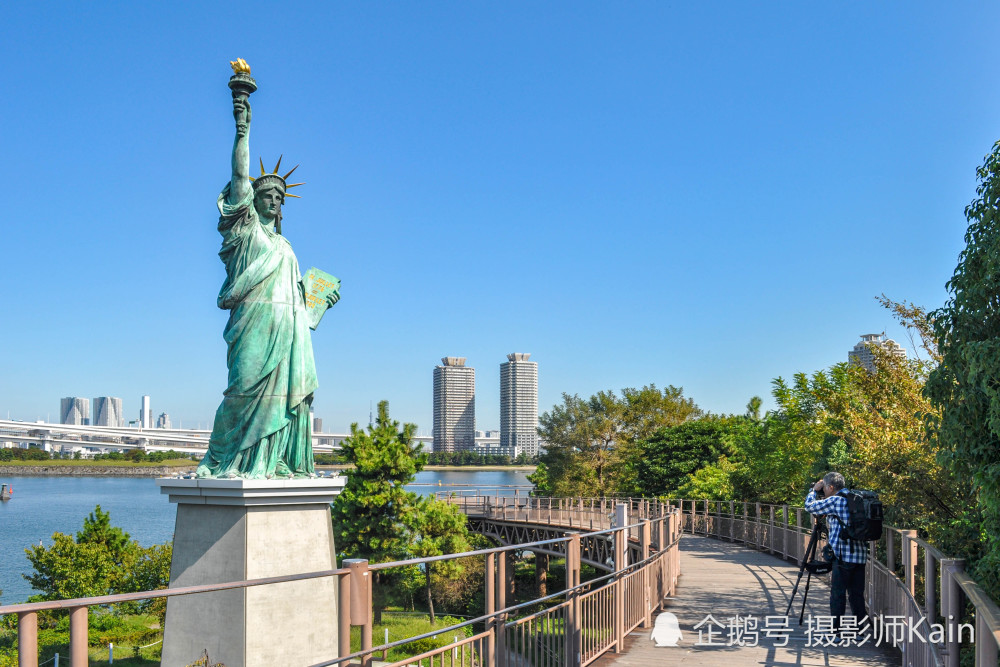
[805,489,868,564]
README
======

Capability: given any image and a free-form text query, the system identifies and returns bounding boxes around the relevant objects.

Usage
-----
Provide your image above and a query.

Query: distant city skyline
[3,4,993,434]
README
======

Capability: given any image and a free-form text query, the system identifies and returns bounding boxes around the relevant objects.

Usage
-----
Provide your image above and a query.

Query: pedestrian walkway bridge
[2,496,998,666]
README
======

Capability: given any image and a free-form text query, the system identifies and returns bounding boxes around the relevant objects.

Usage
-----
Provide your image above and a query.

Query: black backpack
[834,489,884,541]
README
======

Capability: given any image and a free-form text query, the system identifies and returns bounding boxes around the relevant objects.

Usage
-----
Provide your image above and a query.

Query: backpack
[834,489,884,541]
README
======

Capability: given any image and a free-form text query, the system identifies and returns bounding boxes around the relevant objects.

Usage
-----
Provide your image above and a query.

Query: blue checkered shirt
[805,489,868,564]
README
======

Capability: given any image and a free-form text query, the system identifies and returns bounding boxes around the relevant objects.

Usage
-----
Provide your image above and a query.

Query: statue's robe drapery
[197,185,317,478]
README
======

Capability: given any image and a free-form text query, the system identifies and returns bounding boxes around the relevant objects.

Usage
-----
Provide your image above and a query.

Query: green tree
[331,400,428,621]
[23,506,171,605]
[536,385,700,497]
[631,419,734,497]
[411,498,471,624]
[926,139,1000,599]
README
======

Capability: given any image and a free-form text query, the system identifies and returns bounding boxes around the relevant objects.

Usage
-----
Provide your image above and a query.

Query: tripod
[784,517,832,625]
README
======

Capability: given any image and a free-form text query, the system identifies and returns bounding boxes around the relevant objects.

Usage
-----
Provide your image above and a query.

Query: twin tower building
[432,353,539,458]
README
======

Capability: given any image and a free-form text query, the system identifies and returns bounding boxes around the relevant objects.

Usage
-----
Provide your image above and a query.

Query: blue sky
[2,3,998,434]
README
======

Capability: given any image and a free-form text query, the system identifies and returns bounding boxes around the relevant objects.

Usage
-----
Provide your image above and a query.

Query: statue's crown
[250,155,304,199]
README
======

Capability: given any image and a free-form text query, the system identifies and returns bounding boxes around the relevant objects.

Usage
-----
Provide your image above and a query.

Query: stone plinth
[157,477,346,667]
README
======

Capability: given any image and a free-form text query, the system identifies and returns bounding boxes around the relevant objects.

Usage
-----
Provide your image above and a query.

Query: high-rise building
[500,353,539,458]
[156,413,171,429]
[433,357,476,452]
[92,397,124,427]
[60,397,90,425]
[848,333,906,372]
[313,416,323,434]
[140,395,152,429]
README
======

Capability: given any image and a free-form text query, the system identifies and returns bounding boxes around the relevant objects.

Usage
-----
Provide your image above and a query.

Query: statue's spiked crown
[250,155,304,199]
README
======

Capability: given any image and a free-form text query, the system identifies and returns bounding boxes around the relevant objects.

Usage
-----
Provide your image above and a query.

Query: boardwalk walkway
[594,535,899,667]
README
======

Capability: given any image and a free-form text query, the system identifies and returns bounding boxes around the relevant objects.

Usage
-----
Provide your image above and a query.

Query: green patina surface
[196,66,339,480]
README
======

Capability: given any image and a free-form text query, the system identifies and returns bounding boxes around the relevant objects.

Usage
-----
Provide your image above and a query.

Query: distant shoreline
[0,462,536,477]
[0,463,196,477]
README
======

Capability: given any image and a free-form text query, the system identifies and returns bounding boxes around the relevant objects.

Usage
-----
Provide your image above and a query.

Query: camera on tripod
[785,498,833,624]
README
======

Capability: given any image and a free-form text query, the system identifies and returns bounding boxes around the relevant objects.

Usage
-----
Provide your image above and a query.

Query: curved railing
[0,497,680,667]
[673,499,1000,667]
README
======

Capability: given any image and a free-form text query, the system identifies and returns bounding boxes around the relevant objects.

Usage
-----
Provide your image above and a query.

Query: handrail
[672,498,1000,667]
[1,496,682,667]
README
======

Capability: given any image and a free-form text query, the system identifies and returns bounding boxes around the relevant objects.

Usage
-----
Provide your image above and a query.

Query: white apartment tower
[92,396,124,427]
[433,357,476,452]
[60,397,90,425]
[140,395,152,429]
[500,353,539,458]
[848,333,906,372]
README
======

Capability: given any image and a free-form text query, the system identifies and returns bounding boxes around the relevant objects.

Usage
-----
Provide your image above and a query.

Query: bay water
[0,469,531,605]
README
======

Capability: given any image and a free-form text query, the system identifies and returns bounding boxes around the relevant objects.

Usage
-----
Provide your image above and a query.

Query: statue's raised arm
[227,58,256,205]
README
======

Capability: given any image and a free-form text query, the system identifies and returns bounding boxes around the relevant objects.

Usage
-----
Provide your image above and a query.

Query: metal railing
[0,497,681,667]
[673,499,1000,667]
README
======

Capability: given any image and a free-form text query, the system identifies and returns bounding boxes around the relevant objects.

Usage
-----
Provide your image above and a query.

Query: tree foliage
[24,506,170,607]
[332,400,426,565]
[631,419,734,497]
[411,498,471,624]
[533,385,702,497]
[331,400,474,621]
[926,140,1000,599]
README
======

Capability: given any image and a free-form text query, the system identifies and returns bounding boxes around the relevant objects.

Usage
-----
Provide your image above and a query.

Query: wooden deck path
[593,535,900,666]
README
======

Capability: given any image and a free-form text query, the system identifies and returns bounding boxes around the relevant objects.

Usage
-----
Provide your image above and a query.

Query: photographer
[804,472,868,629]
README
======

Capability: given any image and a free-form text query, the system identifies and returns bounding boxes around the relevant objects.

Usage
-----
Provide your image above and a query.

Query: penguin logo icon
[651,612,683,647]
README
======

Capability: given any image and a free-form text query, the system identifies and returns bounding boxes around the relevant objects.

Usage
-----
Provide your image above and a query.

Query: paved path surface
[593,535,899,666]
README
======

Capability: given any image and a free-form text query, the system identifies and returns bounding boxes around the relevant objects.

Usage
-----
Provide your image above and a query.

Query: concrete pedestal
[157,477,346,667]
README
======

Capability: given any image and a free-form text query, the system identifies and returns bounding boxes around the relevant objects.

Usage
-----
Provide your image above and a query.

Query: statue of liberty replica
[159,62,345,667]
[197,58,340,479]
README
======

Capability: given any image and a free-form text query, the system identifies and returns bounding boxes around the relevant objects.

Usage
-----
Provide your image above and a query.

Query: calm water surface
[0,469,530,605]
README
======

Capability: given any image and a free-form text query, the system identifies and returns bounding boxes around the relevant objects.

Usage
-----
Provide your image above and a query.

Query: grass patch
[351,612,473,662]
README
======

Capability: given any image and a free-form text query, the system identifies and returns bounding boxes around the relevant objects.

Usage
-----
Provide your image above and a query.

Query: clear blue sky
[2,3,998,434]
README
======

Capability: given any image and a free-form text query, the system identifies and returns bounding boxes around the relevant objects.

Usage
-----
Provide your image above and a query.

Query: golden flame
[230,58,251,75]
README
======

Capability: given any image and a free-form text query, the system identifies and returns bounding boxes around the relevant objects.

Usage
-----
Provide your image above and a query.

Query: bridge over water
[1,496,997,666]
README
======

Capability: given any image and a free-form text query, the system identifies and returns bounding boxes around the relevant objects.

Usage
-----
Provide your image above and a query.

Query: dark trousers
[830,557,867,626]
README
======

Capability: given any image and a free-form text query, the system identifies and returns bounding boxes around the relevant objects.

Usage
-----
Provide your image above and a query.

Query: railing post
[69,606,88,667]
[755,502,762,549]
[614,503,627,652]
[729,500,736,542]
[338,569,351,659]
[902,530,917,597]
[639,519,652,628]
[923,548,936,627]
[566,534,582,667]
[658,517,668,607]
[18,611,37,667]
[976,606,998,667]
[497,550,508,667]
[782,505,789,559]
[768,506,775,553]
[886,530,896,574]
[940,558,966,667]
[794,508,803,558]
[344,559,372,667]
[485,553,496,667]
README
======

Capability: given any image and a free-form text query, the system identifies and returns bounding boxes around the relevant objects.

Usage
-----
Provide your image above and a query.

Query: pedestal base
[157,478,346,667]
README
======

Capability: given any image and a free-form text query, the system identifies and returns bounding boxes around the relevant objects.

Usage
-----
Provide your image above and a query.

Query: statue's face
[253,187,283,222]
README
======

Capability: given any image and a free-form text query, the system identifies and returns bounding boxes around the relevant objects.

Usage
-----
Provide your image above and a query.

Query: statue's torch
[228,58,257,100]
[229,58,256,135]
